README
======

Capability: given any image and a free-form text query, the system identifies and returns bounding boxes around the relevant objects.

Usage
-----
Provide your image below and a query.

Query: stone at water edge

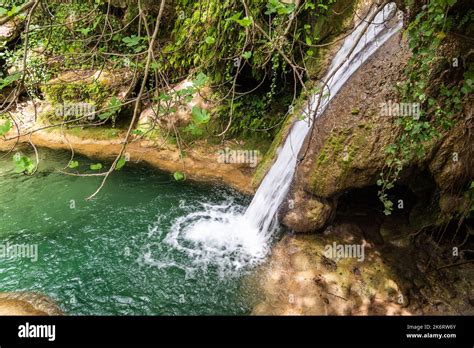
[0,292,63,316]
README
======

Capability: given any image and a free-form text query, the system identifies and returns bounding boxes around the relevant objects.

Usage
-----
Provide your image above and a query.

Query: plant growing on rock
[377,0,474,215]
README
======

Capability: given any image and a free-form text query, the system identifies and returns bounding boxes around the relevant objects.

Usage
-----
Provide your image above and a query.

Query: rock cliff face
[281,30,473,233]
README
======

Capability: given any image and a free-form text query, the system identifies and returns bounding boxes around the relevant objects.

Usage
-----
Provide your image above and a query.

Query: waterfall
[162,2,403,274]
[244,2,402,237]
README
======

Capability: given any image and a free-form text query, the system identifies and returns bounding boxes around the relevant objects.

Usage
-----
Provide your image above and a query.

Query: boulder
[40,69,135,122]
[282,190,334,232]
[0,19,21,48]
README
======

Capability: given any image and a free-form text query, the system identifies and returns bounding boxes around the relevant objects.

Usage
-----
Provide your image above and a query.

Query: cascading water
[155,2,403,274]
[244,2,403,237]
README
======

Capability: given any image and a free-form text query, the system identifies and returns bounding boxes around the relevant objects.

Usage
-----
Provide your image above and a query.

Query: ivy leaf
[90,163,103,170]
[236,16,253,27]
[265,0,295,15]
[98,97,122,120]
[132,129,144,136]
[122,35,141,46]
[13,154,35,174]
[77,27,91,35]
[184,123,204,136]
[191,106,210,124]
[205,36,215,45]
[122,35,146,52]
[173,171,186,181]
[226,12,243,22]
[192,72,208,88]
[68,160,79,169]
[150,61,159,71]
[0,119,12,136]
[0,73,21,90]
[242,51,252,59]
[227,13,253,27]
[115,156,126,171]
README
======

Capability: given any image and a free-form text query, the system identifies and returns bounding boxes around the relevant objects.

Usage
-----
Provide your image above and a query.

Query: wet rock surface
[253,219,473,315]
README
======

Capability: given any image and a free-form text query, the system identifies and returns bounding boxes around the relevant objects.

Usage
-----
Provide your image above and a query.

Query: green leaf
[150,61,159,71]
[242,51,252,59]
[115,156,126,171]
[226,12,243,22]
[236,16,253,27]
[68,160,79,169]
[265,0,295,15]
[191,106,210,124]
[122,35,141,46]
[77,27,91,35]
[98,97,122,120]
[193,72,208,88]
[0,73,21,90]
[173,171,186,181]
[205,36,215,45]
[13,154,35,174]
[0,119,12,136]
[90,163,103,170]
[184,123,204,136]
[122,35,146,52]
[132,129,144,136]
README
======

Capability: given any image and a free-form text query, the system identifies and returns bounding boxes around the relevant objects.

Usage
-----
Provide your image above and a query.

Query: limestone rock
[282,190,334,232]
[0,19,21,48]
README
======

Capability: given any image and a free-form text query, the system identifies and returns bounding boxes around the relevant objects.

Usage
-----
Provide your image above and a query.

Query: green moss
[45,126,122,140]
[42,80,108,106]
[310,120,375,195]
[317,151,328,165]
[305,0,357,77]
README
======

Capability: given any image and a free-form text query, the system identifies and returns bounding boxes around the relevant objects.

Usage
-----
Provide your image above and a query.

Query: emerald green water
[0,148,261,315]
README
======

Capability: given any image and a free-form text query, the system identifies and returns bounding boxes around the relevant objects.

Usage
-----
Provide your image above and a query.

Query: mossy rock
[41,69,133,123]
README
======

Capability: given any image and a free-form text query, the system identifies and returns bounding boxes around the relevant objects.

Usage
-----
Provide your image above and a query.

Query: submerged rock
[0,292,63,316]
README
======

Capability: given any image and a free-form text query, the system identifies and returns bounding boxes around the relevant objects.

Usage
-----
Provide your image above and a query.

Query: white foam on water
[150,2,403,275]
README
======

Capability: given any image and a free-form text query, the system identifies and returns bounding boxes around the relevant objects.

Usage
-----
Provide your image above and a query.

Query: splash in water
[157,2,403,274]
